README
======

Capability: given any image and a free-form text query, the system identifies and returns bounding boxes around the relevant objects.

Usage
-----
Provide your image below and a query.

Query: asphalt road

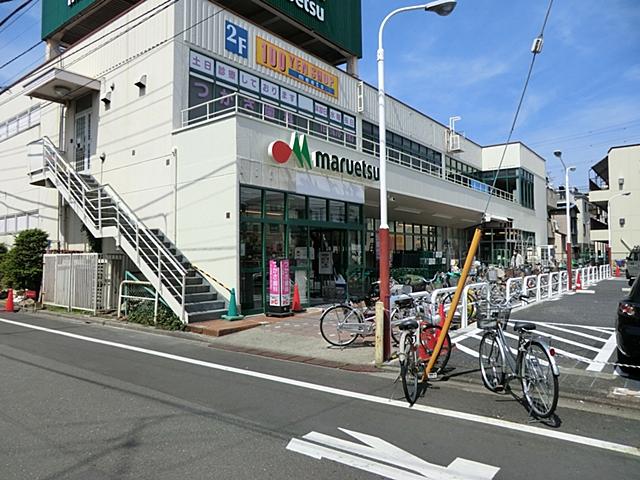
[1,312,639,479]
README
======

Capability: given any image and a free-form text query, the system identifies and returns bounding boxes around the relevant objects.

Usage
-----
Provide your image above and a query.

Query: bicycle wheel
[478,331,506,392]
[419,325,451,374]
[519,341,559,418]
[319,305,362,347]
[400,333,420,406]
[390,308,402,345]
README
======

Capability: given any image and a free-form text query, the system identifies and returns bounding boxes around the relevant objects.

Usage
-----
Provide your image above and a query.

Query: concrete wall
[172,117,238,301]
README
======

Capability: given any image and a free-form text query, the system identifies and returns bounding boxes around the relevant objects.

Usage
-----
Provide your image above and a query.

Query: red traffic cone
[615,265,620,277]
[292,283,305,313]
[5,288,14,312]
[575,272,582,291]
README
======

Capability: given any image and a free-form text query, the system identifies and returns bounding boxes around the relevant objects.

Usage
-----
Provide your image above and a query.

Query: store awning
[23,68,100,103]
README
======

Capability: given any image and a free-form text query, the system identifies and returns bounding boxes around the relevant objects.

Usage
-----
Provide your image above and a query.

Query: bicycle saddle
[513,322,536,332]
[398,319,419,331]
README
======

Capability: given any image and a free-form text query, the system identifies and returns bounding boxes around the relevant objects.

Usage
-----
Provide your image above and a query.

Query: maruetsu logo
[268,133,380,181]
[289,0,325,22]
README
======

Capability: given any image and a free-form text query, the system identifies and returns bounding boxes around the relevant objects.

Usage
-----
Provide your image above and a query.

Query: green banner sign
[42,0,99,39]
[261,0,362,57]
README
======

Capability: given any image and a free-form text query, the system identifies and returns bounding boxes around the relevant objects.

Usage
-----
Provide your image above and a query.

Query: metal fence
[41,253,127,313]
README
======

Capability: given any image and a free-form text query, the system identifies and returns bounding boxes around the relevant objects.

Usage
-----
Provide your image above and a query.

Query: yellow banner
[256,36,339,99]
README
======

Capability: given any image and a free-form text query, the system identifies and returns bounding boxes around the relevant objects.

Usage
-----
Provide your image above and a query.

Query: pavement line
[452,342,479,358]
[515,321,608,343]
[586,331,619,372]
[576,290,596,294]
[505,329,601,353]
[1,316,638,459]
[451,328,481,344]
[510,320,615,333]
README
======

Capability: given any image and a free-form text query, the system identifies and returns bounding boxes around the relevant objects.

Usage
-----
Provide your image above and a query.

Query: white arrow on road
[287,428,499,480]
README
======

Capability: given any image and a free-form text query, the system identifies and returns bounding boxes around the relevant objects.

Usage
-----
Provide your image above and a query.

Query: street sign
[287,428,500,480]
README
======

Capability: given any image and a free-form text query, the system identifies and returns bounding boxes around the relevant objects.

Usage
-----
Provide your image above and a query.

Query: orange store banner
[256,36,339,98]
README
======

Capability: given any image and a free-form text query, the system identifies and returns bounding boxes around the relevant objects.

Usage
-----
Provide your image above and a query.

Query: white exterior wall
[172,118,238,299]
[589,145,640,260]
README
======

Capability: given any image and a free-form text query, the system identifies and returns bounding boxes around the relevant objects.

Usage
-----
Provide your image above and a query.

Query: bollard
[375,301,384,366]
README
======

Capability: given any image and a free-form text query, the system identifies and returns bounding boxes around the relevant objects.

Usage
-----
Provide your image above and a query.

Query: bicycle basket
[477,305,511,329]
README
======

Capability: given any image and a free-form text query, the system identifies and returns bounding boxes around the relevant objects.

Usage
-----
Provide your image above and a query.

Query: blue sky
[1,0,639,189]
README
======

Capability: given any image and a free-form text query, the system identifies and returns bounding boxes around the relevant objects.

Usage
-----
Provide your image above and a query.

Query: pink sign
[280,259,290,306]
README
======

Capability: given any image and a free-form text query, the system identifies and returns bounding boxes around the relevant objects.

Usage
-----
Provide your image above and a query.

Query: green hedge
[126,301,185,331]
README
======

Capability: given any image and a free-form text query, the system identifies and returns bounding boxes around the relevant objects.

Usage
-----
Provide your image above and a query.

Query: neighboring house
[589,144,640,263]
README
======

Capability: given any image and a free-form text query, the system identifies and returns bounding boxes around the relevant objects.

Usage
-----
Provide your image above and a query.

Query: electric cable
[0,0,35,29]
[481,0,555,219]
[0,0,38,36]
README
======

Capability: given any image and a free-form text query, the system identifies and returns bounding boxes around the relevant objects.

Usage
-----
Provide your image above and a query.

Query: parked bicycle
[477,295,560,418]
[319,283,417,347]
[397,302,452,406]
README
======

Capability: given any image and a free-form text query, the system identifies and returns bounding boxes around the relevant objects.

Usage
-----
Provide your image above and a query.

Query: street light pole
[377,0,456,361]
[554,151,575,289]
[607,191,631,268]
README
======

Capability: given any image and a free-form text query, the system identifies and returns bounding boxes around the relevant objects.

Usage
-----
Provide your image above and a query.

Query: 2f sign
[225,21,248,59]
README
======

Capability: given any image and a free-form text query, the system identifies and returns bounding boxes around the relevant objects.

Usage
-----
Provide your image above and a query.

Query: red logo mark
[268,140,292,164]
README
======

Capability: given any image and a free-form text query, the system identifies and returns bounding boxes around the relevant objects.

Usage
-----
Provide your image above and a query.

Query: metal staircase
[30,137,227,323]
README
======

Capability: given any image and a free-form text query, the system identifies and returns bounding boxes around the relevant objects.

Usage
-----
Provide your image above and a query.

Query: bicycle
[477,296,560,418]
[397,302,452,406]
[319,289,417,347]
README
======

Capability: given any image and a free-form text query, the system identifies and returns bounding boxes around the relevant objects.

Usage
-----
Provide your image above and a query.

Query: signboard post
[267,258,293,317]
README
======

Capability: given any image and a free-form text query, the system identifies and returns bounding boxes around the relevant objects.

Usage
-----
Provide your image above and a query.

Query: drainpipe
[172,147,178,243]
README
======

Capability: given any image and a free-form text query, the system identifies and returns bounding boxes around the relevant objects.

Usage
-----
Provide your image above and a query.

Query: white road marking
[576,290,596,294]
[516,321,608,343]
[451,328,481,344]
[453,342,479,358]
[612,388,640,398]
[1,317,639,458]
[287,428,500,480]
[586,331,619,372]
[510,320,614,332]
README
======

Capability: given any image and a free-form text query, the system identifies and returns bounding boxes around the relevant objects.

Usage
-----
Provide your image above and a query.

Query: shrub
[125,300,185,331]
[0,229,49,291]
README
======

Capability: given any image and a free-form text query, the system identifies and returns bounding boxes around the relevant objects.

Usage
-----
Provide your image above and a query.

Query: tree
[0,229,49,291]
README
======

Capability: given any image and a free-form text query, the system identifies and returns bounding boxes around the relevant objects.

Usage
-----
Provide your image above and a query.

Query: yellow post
[423,227,483,380]
[374,300,385,366]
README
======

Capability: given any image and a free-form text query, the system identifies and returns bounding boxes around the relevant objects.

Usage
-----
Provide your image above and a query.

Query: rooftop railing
[180,92,515,203]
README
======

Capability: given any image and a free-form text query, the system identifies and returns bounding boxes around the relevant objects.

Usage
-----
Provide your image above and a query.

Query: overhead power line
[482,0,555,217]
[0,0,36,29]
[0,0,38,36]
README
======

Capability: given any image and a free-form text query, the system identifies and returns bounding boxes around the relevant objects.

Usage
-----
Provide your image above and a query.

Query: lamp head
[553,150,562,158]
[622,192,631,197]
[425,0,457,16]
[568,166,576,172]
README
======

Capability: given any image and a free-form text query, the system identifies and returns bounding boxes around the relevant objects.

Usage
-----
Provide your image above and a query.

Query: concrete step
[184,292,217,303]
[187,309,227,322]
[185,300,225,313]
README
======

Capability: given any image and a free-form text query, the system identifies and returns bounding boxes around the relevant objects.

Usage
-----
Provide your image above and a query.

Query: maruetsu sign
[269,133,379,181]
[288,0,326,22]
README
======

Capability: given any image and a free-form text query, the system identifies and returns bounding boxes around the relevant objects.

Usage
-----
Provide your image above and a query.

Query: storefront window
[329,200,346,223]
[240,187,262,217]
[347,204,361,224]
[309,197,327,221]
[288,194,307,219]
[240,222,262,269]
[265,191,285,220]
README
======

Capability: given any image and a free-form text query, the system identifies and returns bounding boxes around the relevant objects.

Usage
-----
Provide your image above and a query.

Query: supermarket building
[0,0,548,318]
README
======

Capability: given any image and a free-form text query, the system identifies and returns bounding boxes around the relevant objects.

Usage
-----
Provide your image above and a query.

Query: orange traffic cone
[575,272,582,291]
[292,283,305,313]
[615,265,620,277]
[5,288,14,312]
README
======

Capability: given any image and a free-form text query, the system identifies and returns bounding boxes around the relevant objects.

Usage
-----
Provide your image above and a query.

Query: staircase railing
[40,137,188,323]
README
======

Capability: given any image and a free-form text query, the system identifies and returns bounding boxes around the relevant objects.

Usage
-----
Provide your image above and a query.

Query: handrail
[192,264,232,293]
[40,137,188,322]
[179,93,516,204]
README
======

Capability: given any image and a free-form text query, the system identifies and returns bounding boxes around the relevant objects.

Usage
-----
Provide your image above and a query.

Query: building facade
[0,0,550,317]
[589,144,640,263]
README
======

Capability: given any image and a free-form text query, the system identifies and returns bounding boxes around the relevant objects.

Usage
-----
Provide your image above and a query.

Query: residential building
[589,144,640,263]
[0,0,551,317]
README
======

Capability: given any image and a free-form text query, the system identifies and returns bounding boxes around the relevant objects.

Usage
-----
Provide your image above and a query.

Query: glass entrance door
[309,228,348,305]
[74,110,91,172]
